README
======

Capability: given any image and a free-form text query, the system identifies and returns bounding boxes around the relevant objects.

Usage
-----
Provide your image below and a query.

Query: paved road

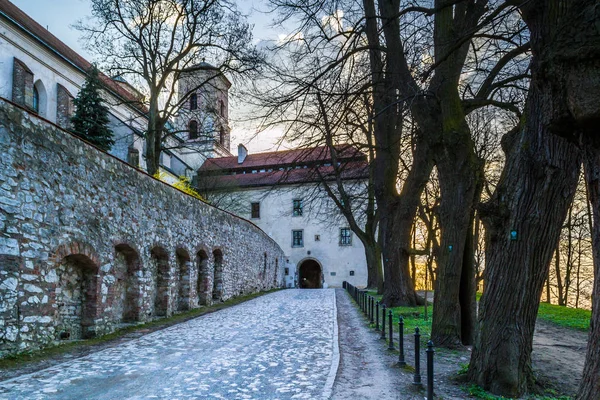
[0,290,338,400]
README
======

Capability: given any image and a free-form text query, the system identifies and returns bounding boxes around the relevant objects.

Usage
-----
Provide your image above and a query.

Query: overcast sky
[10,0,287,153]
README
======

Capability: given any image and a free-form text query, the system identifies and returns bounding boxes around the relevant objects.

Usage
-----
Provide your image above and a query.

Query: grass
[537,302,591,331]
[477,292,591,331]
[0,289,278,370]
[465,384,571,400]
[366,290,433,346]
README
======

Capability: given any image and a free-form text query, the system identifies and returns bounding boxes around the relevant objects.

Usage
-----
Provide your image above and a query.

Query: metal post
[375,301,380,331]
[388,309,394,350]
[362,292,365,313]
[370,297,374,324]
[398,317,406,366]
[427,340,434,399]
[380,304,386,339]
[413,327,422,386]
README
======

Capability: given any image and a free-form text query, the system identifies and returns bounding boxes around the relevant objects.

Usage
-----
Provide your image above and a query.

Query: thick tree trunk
[379,135,434,307]
[432,139,481,347]
[468,92,582,397]
[364,239,383,292]
[469,1,600,396]
[577,148,600,400]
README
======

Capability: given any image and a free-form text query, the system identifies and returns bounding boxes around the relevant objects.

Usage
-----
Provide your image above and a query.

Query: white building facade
[0,0,231,182]
[197,145,370,289]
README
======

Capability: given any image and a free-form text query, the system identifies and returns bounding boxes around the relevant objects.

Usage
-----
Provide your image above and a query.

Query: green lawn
[537,302,591,331]
[476,292,591,331]
[366,290,433,346]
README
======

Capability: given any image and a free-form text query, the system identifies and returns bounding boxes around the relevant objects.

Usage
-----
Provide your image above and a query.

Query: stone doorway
[298,259,322,289]
[55,254,99,340]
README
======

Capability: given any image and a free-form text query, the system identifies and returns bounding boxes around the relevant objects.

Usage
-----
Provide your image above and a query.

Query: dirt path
[331,289,402,399]
[332,289,467,399]
[532,320,588,396]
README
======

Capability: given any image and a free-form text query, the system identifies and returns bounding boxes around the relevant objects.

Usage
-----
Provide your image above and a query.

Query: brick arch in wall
[175,247,192,311]
[150,245,171,317]
[196,245,211,306]
[113,242,143,323]
[212,248,224,301]
[50,241,101,340]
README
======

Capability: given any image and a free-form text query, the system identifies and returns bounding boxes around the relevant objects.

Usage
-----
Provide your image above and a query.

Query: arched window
[32,86,39,113]
[219,127,225,146]
[190,93,198,110]
[189,120,198,140]
[219,99,225,117]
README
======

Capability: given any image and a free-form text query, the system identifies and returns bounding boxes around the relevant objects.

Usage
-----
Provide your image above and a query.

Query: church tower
[177,62,232,165]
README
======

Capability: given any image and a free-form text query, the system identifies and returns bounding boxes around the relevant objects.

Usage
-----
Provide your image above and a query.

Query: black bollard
[388,309,394,350]
[413,327,422,386]
[370,297,374,324]
[398,317,406,366]
[375,301,380,331]
[380,304,386,339]
[362,292,366,314]
[426,340,434,399]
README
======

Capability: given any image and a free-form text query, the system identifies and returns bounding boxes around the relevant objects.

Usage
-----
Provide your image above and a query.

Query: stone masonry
[0,98,285,357]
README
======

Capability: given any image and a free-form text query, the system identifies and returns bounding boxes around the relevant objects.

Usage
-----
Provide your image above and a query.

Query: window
[32,86,39,113]
[330,272,336,276]
[188,120,198,140]
[314,234,320,242]
[292,230,304,247]
[349,270,355,276]
[340,228,352,246]
[190,93,198,110]
[219,127,226,146]
[251,202,260,219]
[293,199,303,216]
[284,267,289,276]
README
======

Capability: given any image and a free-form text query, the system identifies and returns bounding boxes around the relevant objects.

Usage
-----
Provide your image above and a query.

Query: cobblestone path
[0,289,338,400]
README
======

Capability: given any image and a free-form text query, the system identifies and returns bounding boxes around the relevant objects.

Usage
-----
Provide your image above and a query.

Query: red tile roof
[199,144,364,172]
[196,144,369,189]
[0,0,146,113]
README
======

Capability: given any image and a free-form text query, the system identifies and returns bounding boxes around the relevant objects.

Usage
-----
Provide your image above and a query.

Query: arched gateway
[298,259,323,289]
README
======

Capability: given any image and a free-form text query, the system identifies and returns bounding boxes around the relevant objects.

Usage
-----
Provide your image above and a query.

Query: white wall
[211,184,369,288]
[0,16,198,176]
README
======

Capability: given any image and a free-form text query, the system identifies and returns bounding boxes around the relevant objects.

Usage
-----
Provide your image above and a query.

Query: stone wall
[0,98,285,357]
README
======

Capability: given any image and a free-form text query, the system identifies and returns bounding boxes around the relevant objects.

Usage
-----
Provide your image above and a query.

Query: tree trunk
[364,238,383,292]
[577,148,600,399]
[469,1,600,396]
[468,87,582,398]
[145,98,163,177]
[555,248,564,306]
[379,135,434,307]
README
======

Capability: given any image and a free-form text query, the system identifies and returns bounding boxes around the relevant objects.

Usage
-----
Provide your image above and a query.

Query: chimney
[238,144,248,164]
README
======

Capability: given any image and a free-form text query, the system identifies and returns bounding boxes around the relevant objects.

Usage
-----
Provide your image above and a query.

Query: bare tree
[78,0,262,175]
[469,0,600,397]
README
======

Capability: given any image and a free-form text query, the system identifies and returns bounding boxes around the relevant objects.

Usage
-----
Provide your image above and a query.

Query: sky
[10,0,287,154]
